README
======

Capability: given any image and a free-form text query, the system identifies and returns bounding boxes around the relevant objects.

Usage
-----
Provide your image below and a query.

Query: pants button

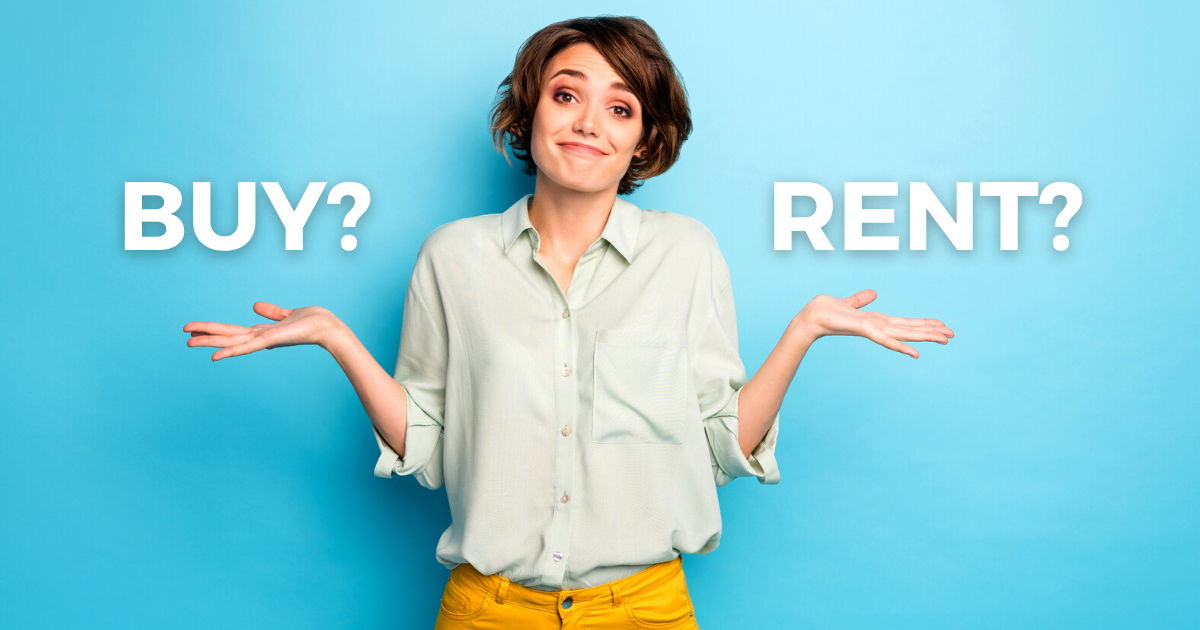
[562,596,573,609]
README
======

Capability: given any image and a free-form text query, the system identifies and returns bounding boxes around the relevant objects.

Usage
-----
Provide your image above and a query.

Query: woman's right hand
[184,302,342,361]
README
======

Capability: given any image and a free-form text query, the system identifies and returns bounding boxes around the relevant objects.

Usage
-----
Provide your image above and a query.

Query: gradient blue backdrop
[3,1,1197,628]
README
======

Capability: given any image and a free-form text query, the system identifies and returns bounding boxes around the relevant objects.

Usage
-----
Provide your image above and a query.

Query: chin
[539,167,620,195]
[553,178,617,194]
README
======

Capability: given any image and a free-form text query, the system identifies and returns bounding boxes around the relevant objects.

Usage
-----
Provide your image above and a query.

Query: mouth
[557,142,608,157]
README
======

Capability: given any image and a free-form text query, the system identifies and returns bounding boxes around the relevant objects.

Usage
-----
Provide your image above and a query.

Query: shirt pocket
[592,328,688,444]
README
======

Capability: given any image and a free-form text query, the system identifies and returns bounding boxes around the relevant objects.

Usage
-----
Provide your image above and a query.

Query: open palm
[184,302,337,361]
[797,290,954,359]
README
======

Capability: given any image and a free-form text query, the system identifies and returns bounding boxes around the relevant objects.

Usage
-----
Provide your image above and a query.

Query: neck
[527,175,619,257]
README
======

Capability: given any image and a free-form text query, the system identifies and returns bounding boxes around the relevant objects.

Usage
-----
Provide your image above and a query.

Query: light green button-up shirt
[372,193,780,591]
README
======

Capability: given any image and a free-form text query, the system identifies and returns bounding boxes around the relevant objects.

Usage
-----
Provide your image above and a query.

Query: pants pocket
[623,573,696,628]
[437,573,493,621]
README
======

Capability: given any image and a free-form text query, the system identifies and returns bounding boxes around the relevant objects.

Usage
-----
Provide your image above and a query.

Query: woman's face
[529,43,645,195]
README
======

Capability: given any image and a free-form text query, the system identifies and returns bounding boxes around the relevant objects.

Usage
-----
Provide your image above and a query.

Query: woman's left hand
[792,289,954,358]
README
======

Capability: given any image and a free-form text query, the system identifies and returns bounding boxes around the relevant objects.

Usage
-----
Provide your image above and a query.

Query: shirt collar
[501,193,641,263]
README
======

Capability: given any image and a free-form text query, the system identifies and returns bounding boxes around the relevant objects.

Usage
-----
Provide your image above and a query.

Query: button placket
[531,238,605,590]
[536,260,580,589]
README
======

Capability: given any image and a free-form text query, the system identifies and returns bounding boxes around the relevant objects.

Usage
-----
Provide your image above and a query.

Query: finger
[878,315,953,338]
[885,315,949,330]
[192,328,265,337]
[917,322,954,338]
[212,333,277,361]
[883,325,949,344]
[188,333,254,348]
[843,289,877,309]
[888,321,950,340]
[188,328,235,338]
[860,326,919,358]
[254,302,293,321]
[183,321,250,335]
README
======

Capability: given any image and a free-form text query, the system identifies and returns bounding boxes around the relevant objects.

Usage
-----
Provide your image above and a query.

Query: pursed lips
[558,142,607,157]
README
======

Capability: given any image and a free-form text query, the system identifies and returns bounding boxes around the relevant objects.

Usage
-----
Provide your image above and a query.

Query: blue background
[3,1,1197,628]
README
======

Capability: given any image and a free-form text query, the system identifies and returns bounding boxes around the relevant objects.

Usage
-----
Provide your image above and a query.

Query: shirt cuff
[371,384,445,490]
[702,387,781,487]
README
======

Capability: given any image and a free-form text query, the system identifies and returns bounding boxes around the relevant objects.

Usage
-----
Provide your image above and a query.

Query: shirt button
[560,492,569,503]
[561,366,571,377]
[561,425,570,436]
[561,309,570,319]
[553,552,564,562]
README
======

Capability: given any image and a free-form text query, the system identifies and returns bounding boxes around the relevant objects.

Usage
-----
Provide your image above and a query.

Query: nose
[572,101,601,137]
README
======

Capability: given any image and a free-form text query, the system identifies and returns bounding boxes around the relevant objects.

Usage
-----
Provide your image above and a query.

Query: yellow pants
[434,555,700,629]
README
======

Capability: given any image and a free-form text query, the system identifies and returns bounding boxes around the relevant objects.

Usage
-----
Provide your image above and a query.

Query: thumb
[844,289,877,309]
[253,301,292,321]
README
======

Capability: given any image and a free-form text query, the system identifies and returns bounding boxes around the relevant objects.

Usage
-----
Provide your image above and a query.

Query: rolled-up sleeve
[693,248,781,488]
[372,245,447,491]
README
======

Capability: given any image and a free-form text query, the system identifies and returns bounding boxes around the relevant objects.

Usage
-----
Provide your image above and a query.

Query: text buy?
[124,182,370,251]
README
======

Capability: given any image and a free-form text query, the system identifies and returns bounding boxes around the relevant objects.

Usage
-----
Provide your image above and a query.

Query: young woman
[184,16,953,629]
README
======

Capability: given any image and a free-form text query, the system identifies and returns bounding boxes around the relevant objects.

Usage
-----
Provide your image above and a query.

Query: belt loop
[496,577,510,605]
[609,582,623,606]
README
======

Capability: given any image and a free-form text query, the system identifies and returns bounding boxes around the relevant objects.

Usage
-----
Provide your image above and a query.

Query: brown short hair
[489,16,693,195]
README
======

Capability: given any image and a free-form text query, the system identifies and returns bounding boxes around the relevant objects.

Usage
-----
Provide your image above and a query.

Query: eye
[611,105,633,119]
[554,90,577,104]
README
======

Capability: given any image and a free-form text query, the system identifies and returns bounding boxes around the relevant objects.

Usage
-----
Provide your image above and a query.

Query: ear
[633,126,656,161]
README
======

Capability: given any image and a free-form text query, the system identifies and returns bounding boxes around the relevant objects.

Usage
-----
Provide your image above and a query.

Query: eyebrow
[549,68,635,95]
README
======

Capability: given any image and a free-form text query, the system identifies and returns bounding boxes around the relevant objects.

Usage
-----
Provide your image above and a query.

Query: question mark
[1039,182,1082,251]
[327,182,371,251]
